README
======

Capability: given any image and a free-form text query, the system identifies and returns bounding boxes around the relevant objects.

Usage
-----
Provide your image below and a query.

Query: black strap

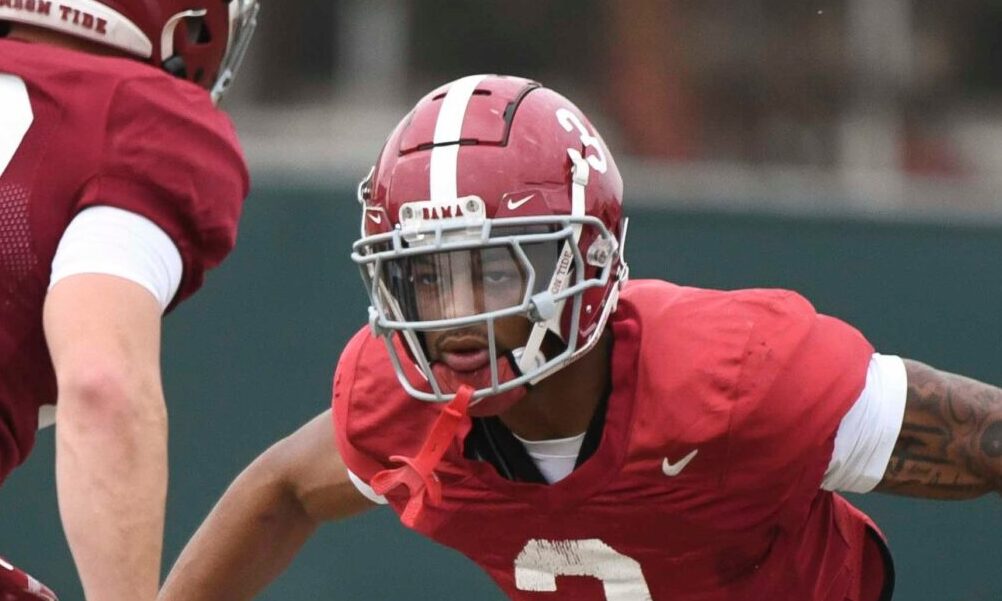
[868,527,896,601]
[465,416,547,483]
[575,392,608,469]
[463,390,610,483]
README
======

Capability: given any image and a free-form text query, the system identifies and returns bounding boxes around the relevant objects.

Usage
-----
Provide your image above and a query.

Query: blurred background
[232,0,1002,219]
[2,1,1002,600]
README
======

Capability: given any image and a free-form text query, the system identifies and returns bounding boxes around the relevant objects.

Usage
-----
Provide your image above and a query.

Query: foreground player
[0,2,258,600]
[161,75,1000,601]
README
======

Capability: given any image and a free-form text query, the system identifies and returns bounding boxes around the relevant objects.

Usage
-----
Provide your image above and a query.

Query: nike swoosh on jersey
[662,449,698,477]
[367,212,382,224]
[506,194,534,210]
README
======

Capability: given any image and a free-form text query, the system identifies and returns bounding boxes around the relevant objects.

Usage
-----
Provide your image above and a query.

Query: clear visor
[378,241,558,325]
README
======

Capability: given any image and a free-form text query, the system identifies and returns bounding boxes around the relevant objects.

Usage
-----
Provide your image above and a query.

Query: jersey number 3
[0,74,34,178]
[515,539,653,600]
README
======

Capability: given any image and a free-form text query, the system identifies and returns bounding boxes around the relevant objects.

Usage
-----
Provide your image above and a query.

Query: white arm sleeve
[49,206,183,312]
[347,469,388,505]
[822,353,908,493]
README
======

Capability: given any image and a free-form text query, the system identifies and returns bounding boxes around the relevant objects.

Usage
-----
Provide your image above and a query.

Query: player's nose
[442,289,475,318]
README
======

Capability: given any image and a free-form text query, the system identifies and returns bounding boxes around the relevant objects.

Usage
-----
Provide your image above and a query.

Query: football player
[0,2,258,600]
[159,75,1000,601]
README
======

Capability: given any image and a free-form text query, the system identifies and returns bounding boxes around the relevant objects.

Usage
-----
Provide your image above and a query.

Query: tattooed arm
[875,359,1002,499]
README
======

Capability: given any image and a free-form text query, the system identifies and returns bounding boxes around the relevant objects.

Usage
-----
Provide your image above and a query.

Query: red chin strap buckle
[0,557,58,601]
[370,385,474,528]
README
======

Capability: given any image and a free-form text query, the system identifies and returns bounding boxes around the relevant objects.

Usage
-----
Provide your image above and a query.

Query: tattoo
[876,360,1002,499]
[982,421,1002,458]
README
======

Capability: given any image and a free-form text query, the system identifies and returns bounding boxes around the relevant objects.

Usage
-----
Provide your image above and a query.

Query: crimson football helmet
[353,74,628,410]
[0,0,258,102]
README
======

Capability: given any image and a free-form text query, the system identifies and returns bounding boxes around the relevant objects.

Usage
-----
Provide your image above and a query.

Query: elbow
[253,436,333,525]
[255,439,307,504]
[227,441,320,529]
[54,361,166,431]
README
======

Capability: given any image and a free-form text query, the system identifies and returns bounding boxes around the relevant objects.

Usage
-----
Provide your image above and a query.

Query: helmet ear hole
[186,17,212,45]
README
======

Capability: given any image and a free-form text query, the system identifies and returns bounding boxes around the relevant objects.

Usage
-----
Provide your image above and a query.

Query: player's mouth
[437,336,491,373]
[440,348,490,372]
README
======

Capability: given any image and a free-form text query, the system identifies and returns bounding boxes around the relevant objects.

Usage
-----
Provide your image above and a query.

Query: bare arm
[159,410,375,601]
[44,274,168,601]
[875,359,1002,499]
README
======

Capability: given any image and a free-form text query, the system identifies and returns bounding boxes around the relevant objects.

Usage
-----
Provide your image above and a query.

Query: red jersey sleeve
[332,328,392,483]
[723,293,874,521]
[77,75,249,307]
[332,327,441,488]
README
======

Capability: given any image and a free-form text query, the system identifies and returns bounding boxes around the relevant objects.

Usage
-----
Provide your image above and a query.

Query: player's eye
[412,271,439,287]
[483,269,515,286]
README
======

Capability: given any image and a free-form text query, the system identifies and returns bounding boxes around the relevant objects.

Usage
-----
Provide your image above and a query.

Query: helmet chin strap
[370,385,475,528]
[374,351,534,526]
[516,149,590,378]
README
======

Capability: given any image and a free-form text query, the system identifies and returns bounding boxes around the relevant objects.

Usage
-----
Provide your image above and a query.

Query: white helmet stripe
[429,74,487,203]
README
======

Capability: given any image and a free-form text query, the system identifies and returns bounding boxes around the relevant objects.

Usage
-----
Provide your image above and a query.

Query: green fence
[1,185,999,600]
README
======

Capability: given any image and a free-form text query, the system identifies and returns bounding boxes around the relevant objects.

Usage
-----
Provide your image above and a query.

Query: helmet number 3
[0,74,33,178]
[556,108,608,174]
[515,538,653,600]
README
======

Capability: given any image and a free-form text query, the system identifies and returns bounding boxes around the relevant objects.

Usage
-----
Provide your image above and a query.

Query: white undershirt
[349,353,908,502]
[49,205,183,310]
[822,353,908,492]
[512,431,588,485]
[39,206,183,430]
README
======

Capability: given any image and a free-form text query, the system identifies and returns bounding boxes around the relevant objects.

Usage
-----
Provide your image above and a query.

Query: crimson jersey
[0,38,249,483]
[334,280,892,600]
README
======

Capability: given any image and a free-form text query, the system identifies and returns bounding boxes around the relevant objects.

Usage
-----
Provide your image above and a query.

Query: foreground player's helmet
[0,0,259,102]
[353,74,628,409]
